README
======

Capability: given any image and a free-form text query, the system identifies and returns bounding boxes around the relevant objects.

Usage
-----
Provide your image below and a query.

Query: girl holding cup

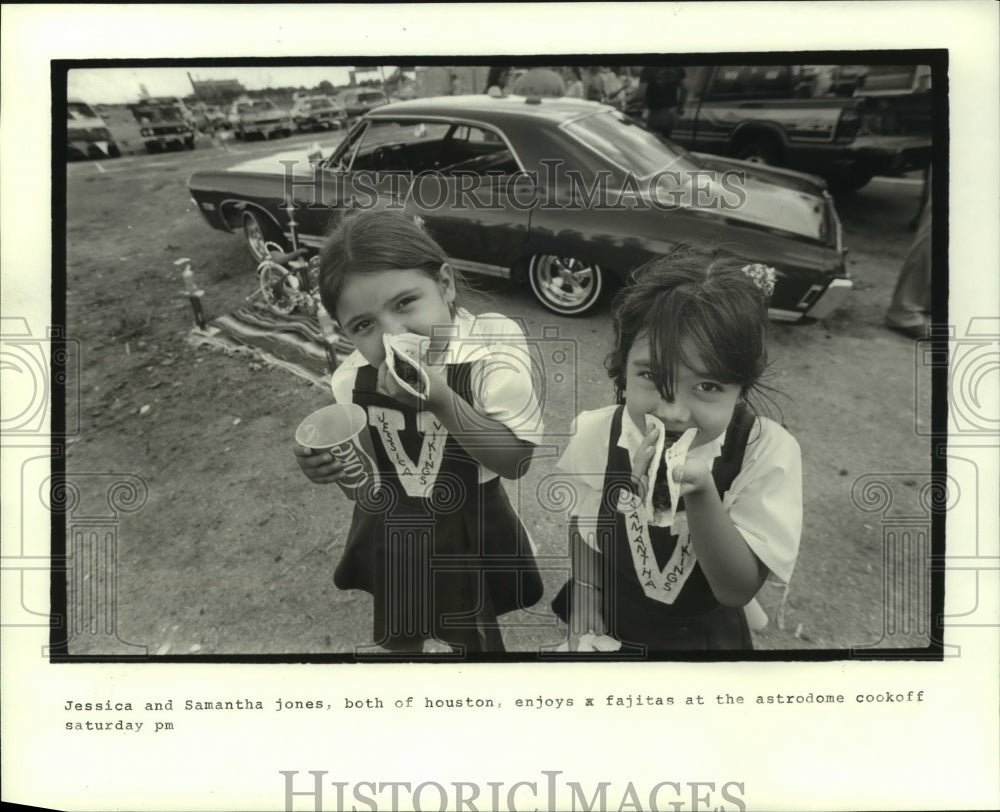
[294,209,543,654]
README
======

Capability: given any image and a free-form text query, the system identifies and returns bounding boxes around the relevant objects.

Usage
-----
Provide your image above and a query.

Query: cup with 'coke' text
[296,403,379,501]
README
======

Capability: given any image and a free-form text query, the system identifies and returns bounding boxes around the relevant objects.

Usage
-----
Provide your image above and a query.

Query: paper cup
[296,403,376,497]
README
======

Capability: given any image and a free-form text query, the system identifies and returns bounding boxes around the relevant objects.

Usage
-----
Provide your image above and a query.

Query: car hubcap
[539,256,597,308]
[245,217,268,261]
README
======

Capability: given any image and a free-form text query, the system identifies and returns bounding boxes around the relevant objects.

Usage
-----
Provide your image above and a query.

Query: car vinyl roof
[368,94,609,124]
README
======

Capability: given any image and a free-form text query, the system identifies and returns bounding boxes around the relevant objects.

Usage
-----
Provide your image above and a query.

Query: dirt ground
[62,138,933,656]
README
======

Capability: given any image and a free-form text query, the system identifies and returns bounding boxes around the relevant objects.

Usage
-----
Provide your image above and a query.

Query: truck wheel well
[730,127,785,165]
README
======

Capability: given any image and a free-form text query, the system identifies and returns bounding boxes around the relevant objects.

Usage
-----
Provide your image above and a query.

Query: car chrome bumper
[805,277,853,320]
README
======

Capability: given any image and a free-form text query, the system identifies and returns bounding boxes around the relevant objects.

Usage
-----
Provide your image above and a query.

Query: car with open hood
[188,94,851,319]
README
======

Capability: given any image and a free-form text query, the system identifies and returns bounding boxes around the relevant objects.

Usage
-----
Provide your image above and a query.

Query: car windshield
[563,110,700,179]
[359,92,385,103]
[308,99,333,110]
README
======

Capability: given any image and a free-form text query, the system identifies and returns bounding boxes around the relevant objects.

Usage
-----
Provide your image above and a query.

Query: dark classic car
[188,94,851,319]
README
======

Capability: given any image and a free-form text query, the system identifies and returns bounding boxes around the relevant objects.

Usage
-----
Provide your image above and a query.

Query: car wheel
[528,254,604,316]
[185,137,196,150]
[734,134,781,166]
[242,210,285,263]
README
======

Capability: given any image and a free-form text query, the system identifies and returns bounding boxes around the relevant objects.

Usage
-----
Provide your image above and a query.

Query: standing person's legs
[646,106,678,138]
[885,204,932,336]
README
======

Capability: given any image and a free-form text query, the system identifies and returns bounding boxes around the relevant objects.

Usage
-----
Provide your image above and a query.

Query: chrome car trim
[446,256,511,279]
[804,278,853,320]
[796,283,826,309]
[767,307,805,322]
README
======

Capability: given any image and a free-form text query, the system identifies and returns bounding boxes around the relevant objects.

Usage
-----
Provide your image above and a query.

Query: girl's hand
[293,444,346,484]
[672,457,714,497]
[630,424,660,497]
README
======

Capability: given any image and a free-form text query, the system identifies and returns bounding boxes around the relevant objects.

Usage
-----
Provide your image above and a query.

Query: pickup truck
[669,65,931,192]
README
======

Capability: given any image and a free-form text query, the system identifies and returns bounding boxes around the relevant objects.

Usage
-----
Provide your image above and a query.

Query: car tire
[527,254,604,316]
[734,134,782,166]
[185,137,196,150]
[242,210,285,263]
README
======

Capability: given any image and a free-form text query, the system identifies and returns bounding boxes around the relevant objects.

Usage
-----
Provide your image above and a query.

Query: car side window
[708,66,793,99]
[348,120,452,173]
[438,124,518,176]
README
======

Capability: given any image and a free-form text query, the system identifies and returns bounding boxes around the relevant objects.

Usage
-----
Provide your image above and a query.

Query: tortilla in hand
[383,332,430,399]
[643,415,697,526]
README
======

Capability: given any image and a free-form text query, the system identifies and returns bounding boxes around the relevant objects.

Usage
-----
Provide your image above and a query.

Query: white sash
[615,488,698,605]
[368,406,448,498]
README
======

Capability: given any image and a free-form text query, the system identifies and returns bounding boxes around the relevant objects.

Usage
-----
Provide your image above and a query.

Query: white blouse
[557,405,802,584]
[331,309,544,483]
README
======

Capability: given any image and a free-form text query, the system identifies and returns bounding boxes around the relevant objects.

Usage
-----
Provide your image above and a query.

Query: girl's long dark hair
[606,244,779,417]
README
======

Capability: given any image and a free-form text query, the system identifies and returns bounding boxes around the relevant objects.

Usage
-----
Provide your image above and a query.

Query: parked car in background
[67,99,120,160]
[291,95,347,132]
[339,89,389,118]
[189,95,851,320]
[128,96,196,152]
[230,98,293,141]
[669,65,931,192]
